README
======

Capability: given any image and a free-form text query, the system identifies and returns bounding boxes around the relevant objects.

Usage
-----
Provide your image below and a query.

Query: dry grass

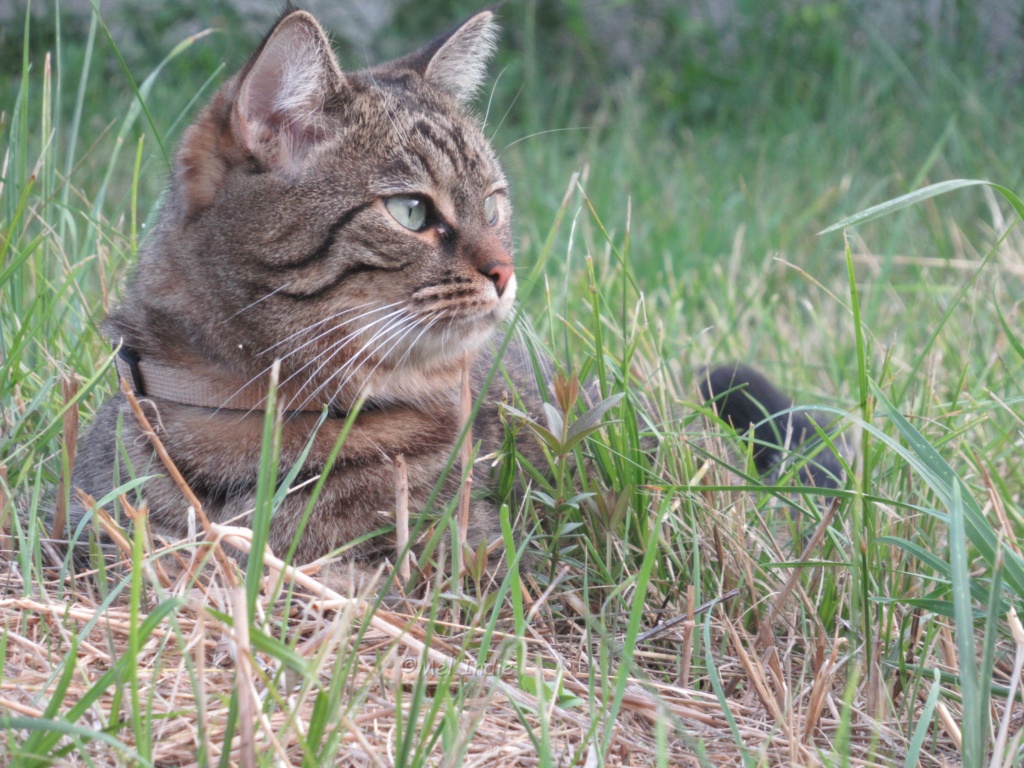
[0,385,998,765]
[0,533,970,766]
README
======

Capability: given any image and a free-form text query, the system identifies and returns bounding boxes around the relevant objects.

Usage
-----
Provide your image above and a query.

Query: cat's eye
[483,193,500,226]
[385,195,429,231]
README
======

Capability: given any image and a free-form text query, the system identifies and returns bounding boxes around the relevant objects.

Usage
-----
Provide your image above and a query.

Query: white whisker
[489,83,522,143]
[292,310,419,410]
[272,304,405,382]
[307,313,419,409]
[347,313,436,397]
[390,310,443,372]
[261,300,399,356]
[501,126,589,154]
[274,306,409,404]
[227,285,287,320]
[213,301,402,414]
[482,64,510,132]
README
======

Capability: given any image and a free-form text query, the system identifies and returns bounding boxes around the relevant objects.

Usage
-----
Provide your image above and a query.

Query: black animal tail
[700,364,847,491]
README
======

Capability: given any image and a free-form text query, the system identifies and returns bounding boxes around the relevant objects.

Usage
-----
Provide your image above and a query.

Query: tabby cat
[67,9,843,589]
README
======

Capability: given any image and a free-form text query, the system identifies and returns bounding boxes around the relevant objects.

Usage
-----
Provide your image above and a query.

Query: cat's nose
[483,262,514,297]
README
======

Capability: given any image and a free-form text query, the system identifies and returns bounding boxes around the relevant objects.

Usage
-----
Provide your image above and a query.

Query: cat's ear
[233,10,344,172]
[397,11,499,104]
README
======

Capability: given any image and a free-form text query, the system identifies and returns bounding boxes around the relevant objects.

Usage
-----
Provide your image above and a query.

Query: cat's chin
[386,316,499,372]
[353,324,493,406]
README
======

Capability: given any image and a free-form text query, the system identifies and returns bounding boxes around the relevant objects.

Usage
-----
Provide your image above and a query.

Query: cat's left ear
[396,11,499,104]
[233,10,344,172]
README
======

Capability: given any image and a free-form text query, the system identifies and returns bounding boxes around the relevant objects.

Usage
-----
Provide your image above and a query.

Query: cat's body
[70,9,546,580]
[67,9,843,586]
[74,346,534,570]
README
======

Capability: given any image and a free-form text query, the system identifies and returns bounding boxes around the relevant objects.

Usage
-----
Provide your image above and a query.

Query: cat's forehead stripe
[410,119,466,177]
[351,70,498,189]
[401,151,440,188]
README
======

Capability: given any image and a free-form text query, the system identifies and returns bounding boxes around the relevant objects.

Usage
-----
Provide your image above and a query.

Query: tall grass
[2,3,1023,765]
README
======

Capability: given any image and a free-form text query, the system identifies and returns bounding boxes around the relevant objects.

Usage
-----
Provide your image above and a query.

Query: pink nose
[484,262,514,297]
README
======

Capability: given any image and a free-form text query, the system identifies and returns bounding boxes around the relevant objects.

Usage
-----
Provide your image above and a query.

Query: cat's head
[118,9,513,407]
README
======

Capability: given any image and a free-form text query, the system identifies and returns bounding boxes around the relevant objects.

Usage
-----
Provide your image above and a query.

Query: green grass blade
[869,386,1024,597]
[128,503,151,761]
[19,637,79,766]
[598,492,666,758]
[4,716,151,766]
[997,301,1024,362]
[820,179,1024,234]
[247,361,281,617]
[949,481,982,768]
[905,667,943,768]
[979,549,1003,762]
[15,598,184,763]
[701,613,755,768]
[844,230,874,665]
[59,10,98,217]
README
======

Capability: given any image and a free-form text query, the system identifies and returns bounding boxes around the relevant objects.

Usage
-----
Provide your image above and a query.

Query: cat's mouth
[407,269,516,326]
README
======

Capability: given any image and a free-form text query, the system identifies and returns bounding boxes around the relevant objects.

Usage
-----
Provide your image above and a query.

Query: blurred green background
[6,0,1022,257]
[2,0,1022,409]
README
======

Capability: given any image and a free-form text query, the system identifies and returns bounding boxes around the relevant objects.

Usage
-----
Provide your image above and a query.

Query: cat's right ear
[176,11,344,216]
[233,10,344,174]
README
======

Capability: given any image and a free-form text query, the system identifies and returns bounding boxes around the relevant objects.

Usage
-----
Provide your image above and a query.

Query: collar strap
[115,347,329,413]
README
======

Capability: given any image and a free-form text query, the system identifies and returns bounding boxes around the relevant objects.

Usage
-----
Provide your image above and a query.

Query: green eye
[385,195,428,231]
[483,193,500,226]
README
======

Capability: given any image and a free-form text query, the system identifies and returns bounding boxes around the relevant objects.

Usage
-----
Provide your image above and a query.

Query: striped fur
[71,9,539,589]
